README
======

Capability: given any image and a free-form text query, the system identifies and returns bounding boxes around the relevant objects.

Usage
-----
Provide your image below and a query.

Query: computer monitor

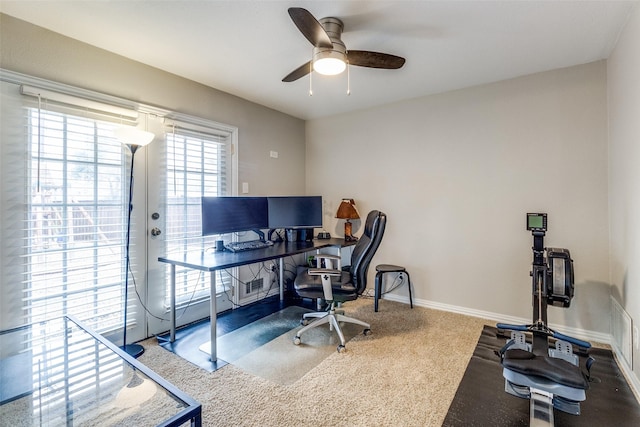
[267,196,323,229]
[201,196,269,236]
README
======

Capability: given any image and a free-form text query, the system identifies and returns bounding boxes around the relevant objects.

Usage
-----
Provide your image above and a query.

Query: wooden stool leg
[374,271,383,312]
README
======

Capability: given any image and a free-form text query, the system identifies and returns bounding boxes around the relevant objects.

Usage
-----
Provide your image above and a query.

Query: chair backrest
[349,210,387,294]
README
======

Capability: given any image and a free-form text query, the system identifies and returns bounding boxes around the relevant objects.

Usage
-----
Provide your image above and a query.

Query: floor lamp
[115,125,154,358]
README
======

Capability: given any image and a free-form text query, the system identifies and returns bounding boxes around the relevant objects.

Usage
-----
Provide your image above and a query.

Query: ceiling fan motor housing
[313,17,347,74]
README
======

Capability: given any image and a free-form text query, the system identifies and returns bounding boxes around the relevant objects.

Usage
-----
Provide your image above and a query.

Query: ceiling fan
[282,7,406,82]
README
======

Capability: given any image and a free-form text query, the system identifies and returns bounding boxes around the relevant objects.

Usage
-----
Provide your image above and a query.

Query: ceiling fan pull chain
[309,50,313,96]
[347,61,351,96]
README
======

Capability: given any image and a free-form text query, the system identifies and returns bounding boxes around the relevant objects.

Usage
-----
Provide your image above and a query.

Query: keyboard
[225,240,274,253]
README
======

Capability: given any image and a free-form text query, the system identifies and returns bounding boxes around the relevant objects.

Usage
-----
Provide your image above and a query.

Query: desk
[0,316,201,426]
[158,238,352,362]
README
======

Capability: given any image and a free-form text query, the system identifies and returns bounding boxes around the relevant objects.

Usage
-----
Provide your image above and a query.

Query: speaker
[299,228,314,241]
[285,228,314,242]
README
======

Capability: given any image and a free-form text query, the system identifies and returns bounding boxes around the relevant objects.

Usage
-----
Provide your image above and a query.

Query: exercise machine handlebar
[496,323,591,349]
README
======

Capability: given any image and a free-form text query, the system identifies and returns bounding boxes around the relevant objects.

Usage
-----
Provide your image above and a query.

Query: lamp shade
[336,199,360,219]
[114,126,155,147]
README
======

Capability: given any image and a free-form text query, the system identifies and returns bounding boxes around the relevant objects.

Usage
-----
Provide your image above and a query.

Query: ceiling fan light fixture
[313,55,346,75]
[313,41,347,76]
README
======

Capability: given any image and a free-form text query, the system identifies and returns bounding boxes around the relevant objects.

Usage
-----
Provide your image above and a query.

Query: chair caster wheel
[337,345,346,353]
[363,328,372,336]
[293,336,301,345]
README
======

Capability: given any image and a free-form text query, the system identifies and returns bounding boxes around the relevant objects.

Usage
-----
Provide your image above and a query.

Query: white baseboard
[612,341,640,403]
[379,293,640,402]
[381,293,611,343]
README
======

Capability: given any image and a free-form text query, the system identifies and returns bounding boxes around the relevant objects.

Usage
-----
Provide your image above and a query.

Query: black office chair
[293,210,387,352]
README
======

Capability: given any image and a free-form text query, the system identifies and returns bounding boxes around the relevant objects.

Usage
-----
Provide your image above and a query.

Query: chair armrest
[313,253,341,271]
[314,254,341,261]
[308,268,342,276]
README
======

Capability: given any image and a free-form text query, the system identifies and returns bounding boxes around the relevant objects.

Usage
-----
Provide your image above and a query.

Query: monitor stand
[252,229,266,242]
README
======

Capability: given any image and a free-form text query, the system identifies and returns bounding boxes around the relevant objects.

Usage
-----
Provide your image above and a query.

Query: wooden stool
[374,264,413,312]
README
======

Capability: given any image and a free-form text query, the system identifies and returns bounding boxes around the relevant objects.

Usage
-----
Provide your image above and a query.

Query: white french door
[145,115,238,336]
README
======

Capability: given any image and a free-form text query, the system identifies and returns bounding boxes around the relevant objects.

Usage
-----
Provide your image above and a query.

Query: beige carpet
[138,298,489,426]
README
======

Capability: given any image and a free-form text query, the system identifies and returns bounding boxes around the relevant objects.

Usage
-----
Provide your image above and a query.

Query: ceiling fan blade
[347,50,406,69]
[282,61,312,82]
[288,7,333,48]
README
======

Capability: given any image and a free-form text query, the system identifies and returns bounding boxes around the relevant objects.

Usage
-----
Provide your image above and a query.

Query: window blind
[0,79,136,335]
[162,120,234,307]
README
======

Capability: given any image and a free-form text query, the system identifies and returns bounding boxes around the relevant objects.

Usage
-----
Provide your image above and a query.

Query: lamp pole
[121,143,144,358]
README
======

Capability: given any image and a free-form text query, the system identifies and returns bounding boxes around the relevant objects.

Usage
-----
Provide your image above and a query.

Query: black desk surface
[158,238,353,271]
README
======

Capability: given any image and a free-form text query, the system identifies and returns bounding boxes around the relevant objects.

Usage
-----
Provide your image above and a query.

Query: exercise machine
[497,213,594,426]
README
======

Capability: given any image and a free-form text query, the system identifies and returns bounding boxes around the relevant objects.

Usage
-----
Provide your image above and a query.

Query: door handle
[150,227,162,237]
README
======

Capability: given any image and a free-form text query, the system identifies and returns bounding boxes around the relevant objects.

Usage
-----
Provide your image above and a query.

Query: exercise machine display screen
[526,213,547,232]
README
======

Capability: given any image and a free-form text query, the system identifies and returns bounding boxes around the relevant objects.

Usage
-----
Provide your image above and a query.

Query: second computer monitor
[267,196,323,229]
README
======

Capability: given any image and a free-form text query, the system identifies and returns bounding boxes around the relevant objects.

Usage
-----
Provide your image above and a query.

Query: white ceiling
[1,1,636,120]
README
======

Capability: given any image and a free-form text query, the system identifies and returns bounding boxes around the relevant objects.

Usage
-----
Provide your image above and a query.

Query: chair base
[293,303,371,352]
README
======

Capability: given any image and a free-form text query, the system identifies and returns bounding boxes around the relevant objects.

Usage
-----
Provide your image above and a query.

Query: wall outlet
[634,325,639,350]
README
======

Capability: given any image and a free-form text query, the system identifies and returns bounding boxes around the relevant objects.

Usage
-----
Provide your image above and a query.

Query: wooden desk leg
[170,264,176,342]
[279,258,284,301]
[209,271,217,362]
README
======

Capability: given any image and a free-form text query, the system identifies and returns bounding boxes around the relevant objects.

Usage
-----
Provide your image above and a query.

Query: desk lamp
[336,198,360,241]
[115,124,155,358]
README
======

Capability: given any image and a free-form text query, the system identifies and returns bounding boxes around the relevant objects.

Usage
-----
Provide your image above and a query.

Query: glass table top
[1,316,200,426]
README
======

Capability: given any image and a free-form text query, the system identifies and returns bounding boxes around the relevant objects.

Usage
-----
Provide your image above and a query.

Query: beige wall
[307,61,610,337]
[608,4,640,379]
[0,14,306,197]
